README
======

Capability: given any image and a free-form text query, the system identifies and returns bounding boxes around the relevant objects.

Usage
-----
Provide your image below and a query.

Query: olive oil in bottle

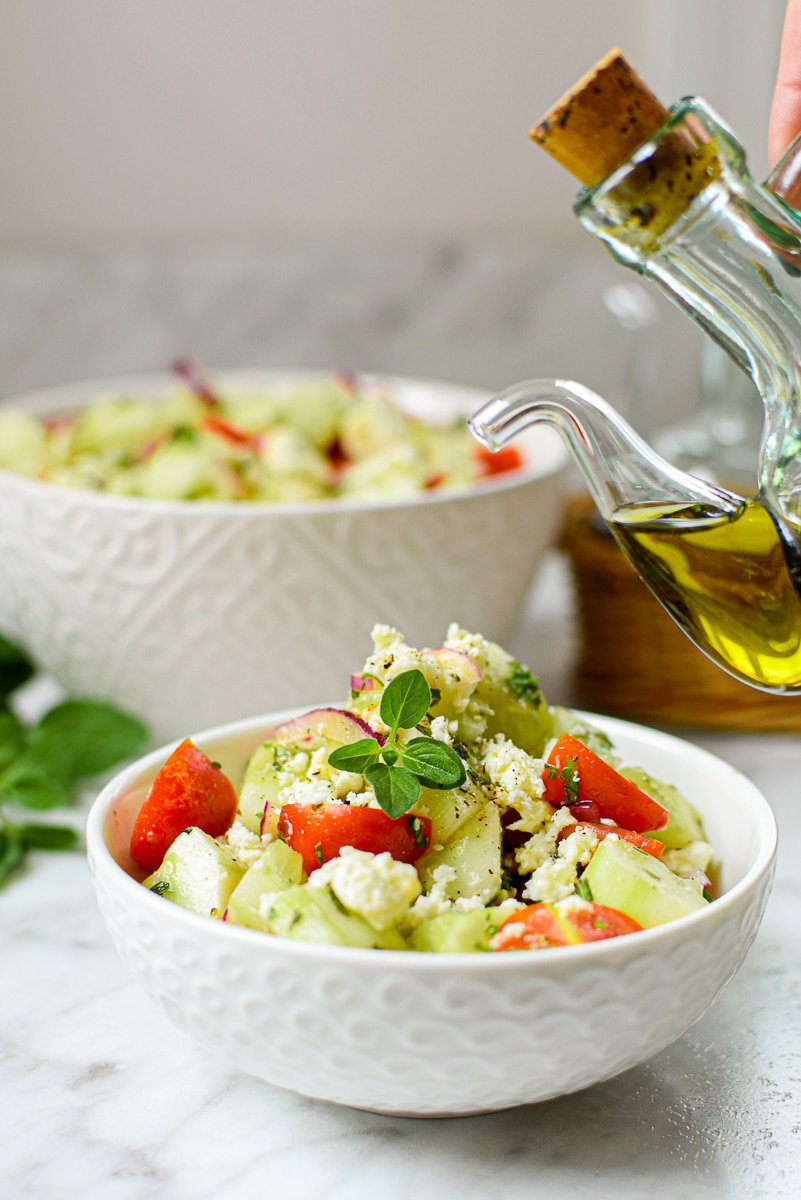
[609,499,801,692]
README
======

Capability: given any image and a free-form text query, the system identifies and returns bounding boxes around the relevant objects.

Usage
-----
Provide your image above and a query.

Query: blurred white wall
[0,0,787,242]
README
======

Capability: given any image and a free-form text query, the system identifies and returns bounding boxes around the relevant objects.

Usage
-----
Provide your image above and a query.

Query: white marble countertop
[1,248,800,1199]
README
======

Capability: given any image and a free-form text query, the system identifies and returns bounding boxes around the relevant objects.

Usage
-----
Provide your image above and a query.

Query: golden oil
[609,499,801,692]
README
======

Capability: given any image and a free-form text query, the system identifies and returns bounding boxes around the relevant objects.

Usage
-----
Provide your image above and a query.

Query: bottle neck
[576,98,801,526]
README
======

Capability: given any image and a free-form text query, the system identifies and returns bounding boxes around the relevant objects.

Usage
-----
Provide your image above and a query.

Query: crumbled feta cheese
[224,820,273,867]
[277,776,336,808]
[444,624,490,673]
[521,824,599,902]
[482,736,552,834]
[404,863,458,927]
[430,715,454,744]
[307,847,421,929]
[515,805,576,875]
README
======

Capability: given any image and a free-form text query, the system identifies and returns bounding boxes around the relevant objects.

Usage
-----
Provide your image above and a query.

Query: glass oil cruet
[469,50,801,695]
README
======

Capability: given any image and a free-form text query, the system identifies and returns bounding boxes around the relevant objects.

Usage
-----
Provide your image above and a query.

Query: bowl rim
[0,368,568,518]
[86,706,778,971]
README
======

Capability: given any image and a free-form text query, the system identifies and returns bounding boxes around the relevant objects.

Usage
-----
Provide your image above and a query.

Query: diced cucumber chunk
[411,899,524,953]
[238,740,294,833]
[621,767,705,850]
[465,641,552,756]
[226,841,305,931]
[143,827,245,918]
[411,909,491,953]
[415,778,485,847]
[418,803,502,904]
[582,836,707,928]
[262,885,407,949]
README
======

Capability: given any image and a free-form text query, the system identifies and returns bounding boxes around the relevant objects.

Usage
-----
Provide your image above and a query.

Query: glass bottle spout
[469,378,742,522]
[470,380,801,694]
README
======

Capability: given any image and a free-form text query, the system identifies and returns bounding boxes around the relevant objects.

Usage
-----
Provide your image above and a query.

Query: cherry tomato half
[491,901,642,951]
[277,803,431,875]
[130,739,238,872]
[542,735,669,832]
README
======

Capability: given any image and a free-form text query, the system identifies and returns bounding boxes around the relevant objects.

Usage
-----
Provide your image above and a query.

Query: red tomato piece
[491,900,642,951]
[558,821,666,859]
[491,903,572,950]
[201,413,258,449]
[130,739,238,872]
[542,734,669,832]
[558,902,643,943]
[474,443,525,477]
[277,803,431,875]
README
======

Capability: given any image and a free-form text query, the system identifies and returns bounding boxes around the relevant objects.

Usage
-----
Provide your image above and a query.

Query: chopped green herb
[559,759,581,804]
[210,760,222,770]
[429,687,441,708]
[406,814,429,849]
[575,876,593,902]
[150,880,171,896]
[314,842,325,868]
[507,663,541,702]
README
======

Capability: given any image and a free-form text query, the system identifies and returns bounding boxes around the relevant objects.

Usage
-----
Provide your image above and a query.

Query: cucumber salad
[131,625,716,952]
[0,364,521,503]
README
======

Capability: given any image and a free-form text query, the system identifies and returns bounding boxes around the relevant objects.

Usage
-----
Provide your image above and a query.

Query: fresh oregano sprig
[328,668,466,818]
[0,633,149,887]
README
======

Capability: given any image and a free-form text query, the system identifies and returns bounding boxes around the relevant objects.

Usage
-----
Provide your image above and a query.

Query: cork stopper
[530,48,670,188]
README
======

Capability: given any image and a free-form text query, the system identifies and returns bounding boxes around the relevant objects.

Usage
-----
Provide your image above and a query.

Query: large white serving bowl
[86,708,777,1117]
[0,370,566,742]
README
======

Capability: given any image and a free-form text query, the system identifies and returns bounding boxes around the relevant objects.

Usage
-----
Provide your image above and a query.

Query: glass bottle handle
[766,130,801,212]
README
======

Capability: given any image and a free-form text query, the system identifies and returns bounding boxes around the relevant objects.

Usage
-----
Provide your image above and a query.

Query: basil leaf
[0,820,25,885]
[28,700,148,782]
[0,711,27,772]
[21,823,80,851]
[0,760,72,810]
[380,670,431,732]
[364,762,420,818]
[402,738,466,790]
[0,635,34,706]
[327,738,381,774]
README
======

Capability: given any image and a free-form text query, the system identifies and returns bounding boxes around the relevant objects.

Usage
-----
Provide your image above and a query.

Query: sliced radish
[427,646,482,682]
[273,707,385,748]
[350,673,377,693]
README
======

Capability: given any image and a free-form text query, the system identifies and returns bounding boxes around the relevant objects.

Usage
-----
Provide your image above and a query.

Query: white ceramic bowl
[0,370,566,741]
[86,708,776,1117]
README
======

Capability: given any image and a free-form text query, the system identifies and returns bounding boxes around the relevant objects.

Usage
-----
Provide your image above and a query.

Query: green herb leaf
[27,700,148,782]
[575,875,593,902]
[0,819,25,885]
[0,760,72,810]
[402,737,466,790]
[0,711,27,772]
[559,759,581,804]
[406,814,430,849]
[327,737,381,774]
[379,670,431,733]
[0,635,34,707]
[20,822,80,851]
[507,662,540,702]
[364,762,420,818]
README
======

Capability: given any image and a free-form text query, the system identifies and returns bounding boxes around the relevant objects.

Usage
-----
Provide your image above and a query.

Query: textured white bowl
[0,371,566,741]
[87,709,776,1117]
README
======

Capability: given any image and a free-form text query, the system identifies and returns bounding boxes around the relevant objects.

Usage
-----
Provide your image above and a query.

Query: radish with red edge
[273,707,385,748]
